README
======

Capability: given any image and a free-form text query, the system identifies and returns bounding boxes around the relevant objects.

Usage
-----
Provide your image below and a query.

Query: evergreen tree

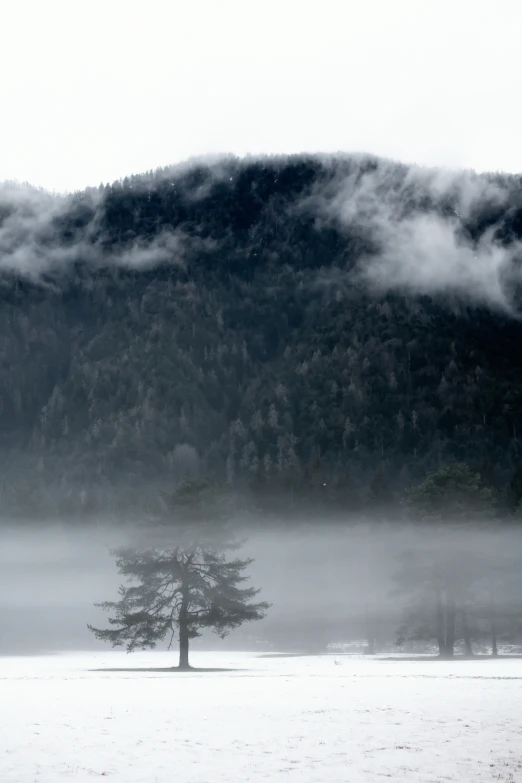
[395,464,498,658]
[405,464,497,525]
[88,479,269,669]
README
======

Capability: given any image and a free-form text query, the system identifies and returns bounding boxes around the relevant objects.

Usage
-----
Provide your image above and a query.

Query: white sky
[1,0,521,192]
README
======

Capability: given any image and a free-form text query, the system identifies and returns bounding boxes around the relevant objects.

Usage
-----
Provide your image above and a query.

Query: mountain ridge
[1,153,522,519]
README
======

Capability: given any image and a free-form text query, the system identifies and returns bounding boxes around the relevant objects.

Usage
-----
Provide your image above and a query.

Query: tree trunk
[489,588,498,658]
[178,577,191,670]
[179,625,190,669]
[437,590,455,659]
[436,590,446,657]
[461,609,473,657]
[444,594,455,659]
[364,604,376,655]
[491,628,498,658]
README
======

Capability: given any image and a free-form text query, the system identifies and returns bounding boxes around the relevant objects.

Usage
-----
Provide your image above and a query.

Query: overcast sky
[2,0,520,192]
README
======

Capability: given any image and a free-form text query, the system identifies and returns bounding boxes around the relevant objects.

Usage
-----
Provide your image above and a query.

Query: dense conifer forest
[1,153,522,520]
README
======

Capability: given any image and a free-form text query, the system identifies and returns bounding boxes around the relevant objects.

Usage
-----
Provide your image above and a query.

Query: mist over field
[2,515,521,658]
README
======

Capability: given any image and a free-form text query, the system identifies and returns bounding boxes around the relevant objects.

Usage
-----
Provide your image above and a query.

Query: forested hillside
[1,154,522,519]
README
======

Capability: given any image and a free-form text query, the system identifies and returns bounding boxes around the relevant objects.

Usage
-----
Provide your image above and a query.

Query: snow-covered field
[2,651,522,782]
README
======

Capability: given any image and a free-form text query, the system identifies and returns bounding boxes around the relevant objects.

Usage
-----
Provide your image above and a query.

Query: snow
[2,651,522,782]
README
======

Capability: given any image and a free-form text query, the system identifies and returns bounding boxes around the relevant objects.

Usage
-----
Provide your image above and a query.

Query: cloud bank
[0,181,212,280]
[1,156,522,315]
[304,158,522,313]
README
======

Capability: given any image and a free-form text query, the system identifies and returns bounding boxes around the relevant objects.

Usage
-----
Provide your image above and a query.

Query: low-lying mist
[1,517,520,656]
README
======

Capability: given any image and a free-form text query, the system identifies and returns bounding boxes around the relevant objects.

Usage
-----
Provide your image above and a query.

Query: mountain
[1,154,522,520]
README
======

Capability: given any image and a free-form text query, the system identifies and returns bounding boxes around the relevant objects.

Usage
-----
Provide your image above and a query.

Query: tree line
[394,464,521,658]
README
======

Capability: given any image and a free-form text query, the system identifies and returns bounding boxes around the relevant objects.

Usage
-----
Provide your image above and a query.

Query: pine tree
[406,463,497,526]
[88,478,270,669]
[395,464,498,658]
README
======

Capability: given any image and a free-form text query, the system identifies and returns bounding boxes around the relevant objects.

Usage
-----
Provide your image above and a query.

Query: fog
[2,518,521,656]
[3,155,522,316]
[0,181,214,280]
[302,158,522,313]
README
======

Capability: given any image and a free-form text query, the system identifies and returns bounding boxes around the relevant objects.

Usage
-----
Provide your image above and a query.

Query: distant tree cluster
[395,464,521,658]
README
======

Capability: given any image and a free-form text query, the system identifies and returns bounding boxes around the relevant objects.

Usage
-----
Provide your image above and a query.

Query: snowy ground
[2,651,522,782]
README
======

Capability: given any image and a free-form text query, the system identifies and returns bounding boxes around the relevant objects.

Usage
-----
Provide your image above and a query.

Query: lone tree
[88,478,270,669]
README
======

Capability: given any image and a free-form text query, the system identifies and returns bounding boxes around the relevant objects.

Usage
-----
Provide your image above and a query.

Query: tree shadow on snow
[89,666,243,673]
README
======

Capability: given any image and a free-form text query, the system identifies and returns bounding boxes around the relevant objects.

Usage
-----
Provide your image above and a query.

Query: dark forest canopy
[1,153,522,520]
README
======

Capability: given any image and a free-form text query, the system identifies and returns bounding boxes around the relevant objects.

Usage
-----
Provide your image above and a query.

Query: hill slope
[1,154,522,518]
